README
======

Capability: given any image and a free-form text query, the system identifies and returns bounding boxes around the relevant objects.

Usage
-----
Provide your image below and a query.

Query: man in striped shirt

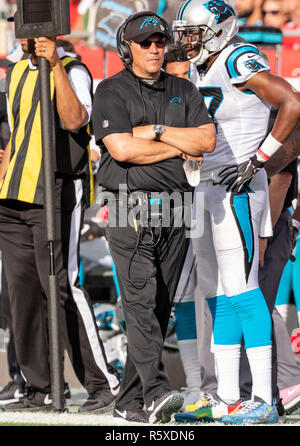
[0,36,119,413]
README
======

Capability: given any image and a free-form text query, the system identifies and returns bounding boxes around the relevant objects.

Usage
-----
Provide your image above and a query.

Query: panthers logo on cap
[204,0,235,24]
[140,17,160,30]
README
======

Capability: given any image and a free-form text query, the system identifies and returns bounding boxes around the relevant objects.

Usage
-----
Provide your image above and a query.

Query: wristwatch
[153,124,166,141]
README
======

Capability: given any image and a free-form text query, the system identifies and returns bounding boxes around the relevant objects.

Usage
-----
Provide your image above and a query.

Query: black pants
[105,204,190,410]
[1,265,24,384]
[0,177,119,394]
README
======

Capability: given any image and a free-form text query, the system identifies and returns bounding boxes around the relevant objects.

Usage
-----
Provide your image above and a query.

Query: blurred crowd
[0,0,300,57]
[235,0,300,30]
[235,0,300,49]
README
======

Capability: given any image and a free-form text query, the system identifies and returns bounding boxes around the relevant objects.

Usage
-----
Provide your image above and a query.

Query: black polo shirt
[92,68,213,193]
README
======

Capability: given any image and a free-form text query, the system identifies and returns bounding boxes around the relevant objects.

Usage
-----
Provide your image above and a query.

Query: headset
[116,11,171,68]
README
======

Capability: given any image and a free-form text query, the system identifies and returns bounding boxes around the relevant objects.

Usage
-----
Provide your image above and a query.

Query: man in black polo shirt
[92,11,216,424]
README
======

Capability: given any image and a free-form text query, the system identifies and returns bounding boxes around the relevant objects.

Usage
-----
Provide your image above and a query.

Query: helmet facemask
[172,22,217,65]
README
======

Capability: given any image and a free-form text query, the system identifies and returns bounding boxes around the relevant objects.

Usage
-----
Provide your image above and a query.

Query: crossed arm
[102,123,216,165]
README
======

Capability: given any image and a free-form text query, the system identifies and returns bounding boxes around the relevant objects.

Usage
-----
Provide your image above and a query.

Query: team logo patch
[203,0,235,24]
[170,96,183,104]
[102,120,110,128]
[140,17,159,30]
[243,58,265,72]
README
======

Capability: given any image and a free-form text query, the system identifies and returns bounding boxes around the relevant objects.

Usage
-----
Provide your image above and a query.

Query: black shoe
[64,382,72,405]
[78,387,119,414]
[0,380,25,405]
[276,398,286,423]
[147,391,184,424]
[3,388,55,412]
[113,407,149,423]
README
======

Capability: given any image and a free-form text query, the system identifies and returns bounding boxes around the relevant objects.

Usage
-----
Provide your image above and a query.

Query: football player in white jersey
[172,0,300,424]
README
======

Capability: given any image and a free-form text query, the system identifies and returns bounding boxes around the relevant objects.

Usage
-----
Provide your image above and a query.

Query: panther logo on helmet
[204,0,235,24]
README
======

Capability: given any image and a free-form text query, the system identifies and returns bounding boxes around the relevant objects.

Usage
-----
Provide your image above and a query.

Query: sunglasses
[138,39,167,49]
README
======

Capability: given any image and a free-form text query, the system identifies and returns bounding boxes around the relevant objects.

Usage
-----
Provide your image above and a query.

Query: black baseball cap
[124,14,170,43]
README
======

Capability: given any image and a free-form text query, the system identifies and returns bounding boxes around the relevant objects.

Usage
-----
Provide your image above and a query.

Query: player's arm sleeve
[185,82,214,127]
[55,63,92,133]
[67,64,92,125]
[225,46,270,85]
[91,85,132,146]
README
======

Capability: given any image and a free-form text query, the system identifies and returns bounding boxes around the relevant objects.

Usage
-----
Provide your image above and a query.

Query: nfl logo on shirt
[103,120,109,128]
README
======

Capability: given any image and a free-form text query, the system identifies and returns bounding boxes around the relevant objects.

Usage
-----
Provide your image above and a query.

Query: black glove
[218,155,264,193]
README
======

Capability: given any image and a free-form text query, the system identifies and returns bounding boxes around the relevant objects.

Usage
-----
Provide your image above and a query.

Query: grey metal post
[39,56,64,412]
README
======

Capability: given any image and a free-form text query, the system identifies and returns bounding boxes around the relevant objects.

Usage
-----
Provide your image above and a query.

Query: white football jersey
[190,42,271,181]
